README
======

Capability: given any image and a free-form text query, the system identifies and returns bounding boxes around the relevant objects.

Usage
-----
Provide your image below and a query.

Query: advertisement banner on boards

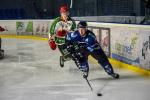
[139,28,150,69]
[100,28,110,57]
[16,21,33,35]
[0,21,16,34]
[111,26,140,65]
[33,20,51,36]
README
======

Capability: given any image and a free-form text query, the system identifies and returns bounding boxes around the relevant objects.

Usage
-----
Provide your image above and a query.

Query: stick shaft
[85,78,93,91]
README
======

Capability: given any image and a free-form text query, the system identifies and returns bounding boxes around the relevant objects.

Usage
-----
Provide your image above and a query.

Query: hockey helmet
[60,5,69,13]
[77,21,87,28]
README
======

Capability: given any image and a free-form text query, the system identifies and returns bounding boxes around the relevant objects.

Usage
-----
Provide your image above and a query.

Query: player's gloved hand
[67,45,74,53]
[77,42,87,49]
[48,39,57,50]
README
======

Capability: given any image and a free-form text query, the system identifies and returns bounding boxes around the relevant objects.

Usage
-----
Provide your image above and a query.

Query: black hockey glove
[77,42,87,49]
[66,45,74,54]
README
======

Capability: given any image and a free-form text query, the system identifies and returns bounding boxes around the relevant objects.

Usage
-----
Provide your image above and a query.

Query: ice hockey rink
[0,37,150,100]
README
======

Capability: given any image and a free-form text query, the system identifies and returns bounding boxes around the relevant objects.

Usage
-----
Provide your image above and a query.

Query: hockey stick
[70,0,73,8]
[84,77,93,91]
[72,55,93,91]
[68,44,93,91]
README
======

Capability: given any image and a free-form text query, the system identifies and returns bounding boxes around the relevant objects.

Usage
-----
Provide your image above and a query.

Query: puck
[97,93,102,96]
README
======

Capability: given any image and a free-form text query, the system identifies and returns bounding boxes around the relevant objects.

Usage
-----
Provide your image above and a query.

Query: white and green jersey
[49,17,76,45]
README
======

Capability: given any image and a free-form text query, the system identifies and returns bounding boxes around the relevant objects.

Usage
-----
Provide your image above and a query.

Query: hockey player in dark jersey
[66,21,119,79]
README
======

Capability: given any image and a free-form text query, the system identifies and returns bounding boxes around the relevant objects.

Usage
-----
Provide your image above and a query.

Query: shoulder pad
[87,30,96,37]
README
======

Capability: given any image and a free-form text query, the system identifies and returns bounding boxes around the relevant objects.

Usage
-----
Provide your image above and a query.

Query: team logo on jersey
[56,21,73,31]
[71,32,77,37]
[85,38,89,42]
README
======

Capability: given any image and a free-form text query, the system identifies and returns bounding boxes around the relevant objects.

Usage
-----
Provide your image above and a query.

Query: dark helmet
[77,21,87,28]
[60,5,69,13]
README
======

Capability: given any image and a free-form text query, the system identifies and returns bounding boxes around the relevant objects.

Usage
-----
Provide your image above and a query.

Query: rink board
[0,19,149,74]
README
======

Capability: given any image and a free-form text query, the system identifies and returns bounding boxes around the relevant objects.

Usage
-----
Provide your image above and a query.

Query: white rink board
[0,20,149,70]
[110,25,149,69]
[0,20,16,34]
[87,22,150,69]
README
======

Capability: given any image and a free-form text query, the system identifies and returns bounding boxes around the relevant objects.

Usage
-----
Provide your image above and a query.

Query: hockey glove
[78,42,87,48]
[48,39,57,50]
[66,45,74,53]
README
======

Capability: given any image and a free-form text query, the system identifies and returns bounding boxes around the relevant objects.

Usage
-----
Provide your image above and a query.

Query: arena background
[0,0,149,23]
